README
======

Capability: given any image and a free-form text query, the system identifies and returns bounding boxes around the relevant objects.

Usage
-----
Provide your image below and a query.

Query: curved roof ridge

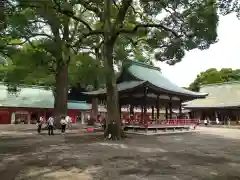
[126,64,207,98]
[124,60,160,71]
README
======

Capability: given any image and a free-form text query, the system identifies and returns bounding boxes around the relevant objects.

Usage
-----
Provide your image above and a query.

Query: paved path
[0,126,239,180]
[197,126,240,139]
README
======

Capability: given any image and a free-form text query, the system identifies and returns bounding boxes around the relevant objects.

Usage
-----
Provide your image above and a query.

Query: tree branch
[111,0,133,42]
[72,30,103,49]
[77,1,102,18]
[118,23,180,38]
[113,0,120,10]
[114,0,133,28]
[28,33,53,40]
[52,0,92,32]
[6,39,27,46]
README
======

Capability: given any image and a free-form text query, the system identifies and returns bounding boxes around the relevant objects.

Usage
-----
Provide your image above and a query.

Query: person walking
[37,116,44,134]
[47,116,54,135]
[60,116,67,133]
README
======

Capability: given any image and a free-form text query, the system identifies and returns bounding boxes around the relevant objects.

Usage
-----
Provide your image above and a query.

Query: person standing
[227,116,231,126]
[65,115,72,129]
[204,118,208,126]
[216,116,219,125]
[47,116,54,135]
[60,116,67,133]
[37,116,44,134]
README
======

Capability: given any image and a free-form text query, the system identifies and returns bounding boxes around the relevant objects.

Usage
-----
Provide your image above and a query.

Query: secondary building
[184,81,240,123]
[0,83,90,124]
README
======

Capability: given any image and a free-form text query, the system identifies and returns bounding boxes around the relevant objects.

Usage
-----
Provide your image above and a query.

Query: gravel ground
[0,126,239,180]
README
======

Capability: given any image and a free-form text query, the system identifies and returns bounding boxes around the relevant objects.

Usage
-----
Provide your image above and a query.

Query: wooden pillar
[144,86,147,124]
[130,105,134,120]
[156,95,160,119]
[151,106,154,120]
[43,111,46,121]
[165,107,168,120]
[91,97,98,120]
[141,105,144,121]
[81,112,84,124]
[169,97,172,119]
[119,100,122,119]
[11,111,15,124]
[27,112,31,124]
[179,100,182,119]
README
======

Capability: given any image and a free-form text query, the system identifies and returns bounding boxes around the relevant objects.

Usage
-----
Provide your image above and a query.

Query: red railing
[123,119,198,127]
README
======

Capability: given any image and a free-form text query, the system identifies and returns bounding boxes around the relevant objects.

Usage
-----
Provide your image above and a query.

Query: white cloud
[156,13,240,87]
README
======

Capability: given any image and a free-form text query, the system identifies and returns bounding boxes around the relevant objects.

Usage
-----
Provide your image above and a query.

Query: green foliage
[218,0,240,17]
[188,68,240,91]
[147,0,218,65]
[3,0,219,87]
[0,40,105,91]
[1,43,54,87]
[69,53,105,89]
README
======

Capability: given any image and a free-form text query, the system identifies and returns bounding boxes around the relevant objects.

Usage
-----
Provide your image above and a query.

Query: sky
[156,13,240,87]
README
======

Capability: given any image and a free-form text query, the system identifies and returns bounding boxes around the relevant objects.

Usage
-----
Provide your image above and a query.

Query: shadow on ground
[0,131,240,180]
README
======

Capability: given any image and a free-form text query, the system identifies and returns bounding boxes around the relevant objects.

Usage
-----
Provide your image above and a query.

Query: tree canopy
[2,0,219,138]
[218,0,240,17]
[0,41,105,90]
[188,68,240,91]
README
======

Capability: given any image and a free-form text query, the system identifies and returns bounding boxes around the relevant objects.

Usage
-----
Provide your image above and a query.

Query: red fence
[124,119,198,127]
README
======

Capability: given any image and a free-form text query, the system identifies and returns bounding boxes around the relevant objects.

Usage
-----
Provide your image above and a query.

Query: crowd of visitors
[36,115,72,135]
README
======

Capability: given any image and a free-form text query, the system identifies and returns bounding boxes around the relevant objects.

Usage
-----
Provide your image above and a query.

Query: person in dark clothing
[37,116,44,134]
[60,116,67,133]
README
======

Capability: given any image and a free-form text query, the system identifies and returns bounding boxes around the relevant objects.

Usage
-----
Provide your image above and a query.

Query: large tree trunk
[103,42,121,139]
[91,97,98,119]
[54,62,68,126]
[102,0,126,140]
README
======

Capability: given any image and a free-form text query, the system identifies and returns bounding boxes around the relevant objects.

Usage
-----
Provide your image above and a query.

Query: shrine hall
[85,60,207,130]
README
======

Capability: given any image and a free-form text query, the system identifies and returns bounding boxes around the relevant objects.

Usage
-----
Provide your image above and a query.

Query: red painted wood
[0,111,10,124]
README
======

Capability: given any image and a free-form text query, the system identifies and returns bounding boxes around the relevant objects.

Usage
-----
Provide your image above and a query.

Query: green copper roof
[85,60,207,99]
[67,101,90,110]
[122,60,207,98]
[0,84,90,110]
[184,81,240,108]
[84,80,146,95]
